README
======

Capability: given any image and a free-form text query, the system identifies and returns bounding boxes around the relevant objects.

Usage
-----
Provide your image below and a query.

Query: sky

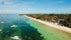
[0,0,71,14]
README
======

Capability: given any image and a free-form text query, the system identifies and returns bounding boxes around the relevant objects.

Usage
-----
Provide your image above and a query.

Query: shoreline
[24,15,71,33]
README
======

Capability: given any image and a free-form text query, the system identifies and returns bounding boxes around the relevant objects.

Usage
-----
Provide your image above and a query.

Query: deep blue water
[0,14,44,40]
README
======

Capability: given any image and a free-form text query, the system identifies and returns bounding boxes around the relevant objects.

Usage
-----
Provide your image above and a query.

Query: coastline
[24,15,71,33]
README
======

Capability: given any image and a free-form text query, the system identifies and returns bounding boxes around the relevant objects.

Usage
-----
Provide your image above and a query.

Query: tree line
[26,14,71,28]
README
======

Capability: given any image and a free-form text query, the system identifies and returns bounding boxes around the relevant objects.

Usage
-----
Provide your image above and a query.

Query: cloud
[0,0,35,9]
[0,0,71,14]
[0,0,35,6]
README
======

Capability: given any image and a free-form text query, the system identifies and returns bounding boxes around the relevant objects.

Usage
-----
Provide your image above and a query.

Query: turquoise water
[1,14,71,40]
[0,14,44,40]
[29,18,71,40]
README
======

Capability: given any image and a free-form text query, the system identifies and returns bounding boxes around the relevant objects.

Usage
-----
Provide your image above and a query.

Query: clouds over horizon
[0,0,71,14]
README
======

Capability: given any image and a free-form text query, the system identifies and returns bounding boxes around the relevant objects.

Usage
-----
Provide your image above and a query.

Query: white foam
[11,36,21,40]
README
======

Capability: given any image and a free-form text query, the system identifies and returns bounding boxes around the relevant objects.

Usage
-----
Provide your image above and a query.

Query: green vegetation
[29,18,71,40]
[25,14,71,28]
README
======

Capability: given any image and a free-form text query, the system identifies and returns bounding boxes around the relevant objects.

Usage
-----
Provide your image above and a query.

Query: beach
[25,15,71,33]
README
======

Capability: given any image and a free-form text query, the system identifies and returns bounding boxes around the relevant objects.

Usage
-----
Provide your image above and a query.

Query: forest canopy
[25,14,71,28]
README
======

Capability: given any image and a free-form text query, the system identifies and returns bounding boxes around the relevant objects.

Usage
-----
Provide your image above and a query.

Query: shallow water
[29,18,71,40]
[0,14,44,40]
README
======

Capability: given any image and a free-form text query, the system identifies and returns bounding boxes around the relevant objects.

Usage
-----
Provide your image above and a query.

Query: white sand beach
[25,15,71,33]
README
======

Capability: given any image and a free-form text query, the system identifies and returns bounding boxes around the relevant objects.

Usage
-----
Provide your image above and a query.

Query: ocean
[0,14,43,40]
